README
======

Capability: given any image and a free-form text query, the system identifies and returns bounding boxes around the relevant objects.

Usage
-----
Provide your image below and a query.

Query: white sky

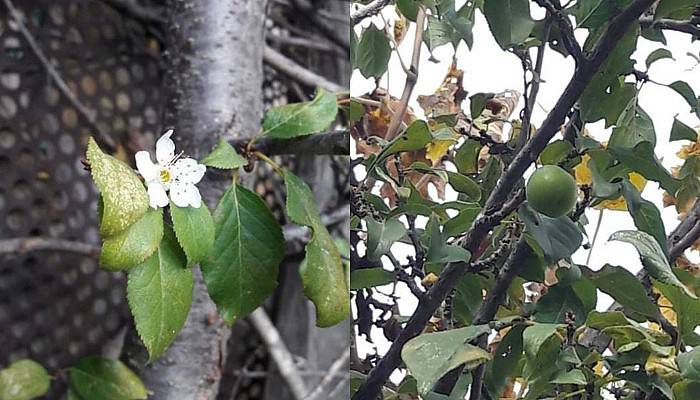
[351,1,700,387]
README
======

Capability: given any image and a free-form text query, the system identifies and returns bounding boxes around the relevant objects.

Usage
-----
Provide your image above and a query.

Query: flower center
[159,168,171,183]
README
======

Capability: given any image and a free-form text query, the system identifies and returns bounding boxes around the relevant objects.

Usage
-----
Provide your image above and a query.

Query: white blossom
[135,130,206,209]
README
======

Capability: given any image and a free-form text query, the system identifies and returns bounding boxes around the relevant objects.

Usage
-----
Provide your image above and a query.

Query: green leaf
[424,214,471,267]
[70,357,147,400]
[201,184,284,324]
[580,27,638,126]
[670,118,698,142]
[86,137,148,237]
[454,139,482,174]
[575,0,625,30]
[383,120,433,155]
[645,48,674,69]
[366,217,406,261]
[263,89,338,139]
[350,268,394,290]
[397,0,419,21]
[551,369,587,385]
[673,380,700,400]
[468,93,493,119]
[201,138,248,170]
[348,99,364,124]
[621,181,668,255]
[99,208,163,271]
[446,172,481,201]
[609,230,696,298]
[484,324,524,398]
[424,0,476,51]
[610,141,680,194]
[535,285,588,326]
[609,103,656,149]
[401,325,492,395]
[656,278,700,347]
[677,347,700,381]
[452,273,482,325]
[539,140,574,166]
[284,171,349,327]
[443,204,481,237]
[582,264,659,319]
[482,0,535,50]
[655,0,697,20]
[170,202,215,265]
[519,205,583,261]
[127,228,193,360]
[669,80,700,116]
[0,359,50,400]
[356,25,391,78]
[522,323,563,382]
[523,323,561,359]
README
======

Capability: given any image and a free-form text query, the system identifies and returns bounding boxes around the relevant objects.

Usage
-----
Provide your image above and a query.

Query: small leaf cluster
[0,356,145,400]
[85,89,349,363]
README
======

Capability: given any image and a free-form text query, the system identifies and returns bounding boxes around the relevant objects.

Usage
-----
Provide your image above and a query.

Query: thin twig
[3,0,116,151]
[306,349,350,400]
[249,308,308,400]
[533,0,583,63]
[240,129,349,156]
[263,46,345,93]
[0,237,100,256]
[351,0,394,25]
[290,0,350,50]
[267,34,344,56]
[100,0,165,25]
[640,16,700,39]
[384,6,426,141]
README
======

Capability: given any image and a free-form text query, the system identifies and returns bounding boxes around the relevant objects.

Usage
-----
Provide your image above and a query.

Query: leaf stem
[255,151,284,176]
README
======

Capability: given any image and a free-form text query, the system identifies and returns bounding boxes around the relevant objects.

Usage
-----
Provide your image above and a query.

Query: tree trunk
[120,1,267,398]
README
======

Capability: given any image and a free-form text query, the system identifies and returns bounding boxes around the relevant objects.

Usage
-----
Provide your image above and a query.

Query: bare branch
[100,0,165,25]
[384,6,426,140]
[351,0,394,25]
[240,129,349,156]
[263,46,345,93]
[306,349,351,400]
[532,0,583,64]
[267,34,345,56]
[249,308,308,400]
[0,237,100,257]
[3,0,116,151]
[290,0,350,50]
[353,2,656,398]
[640,16,700,39]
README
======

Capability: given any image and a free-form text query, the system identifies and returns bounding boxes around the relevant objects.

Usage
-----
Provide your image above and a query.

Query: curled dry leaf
[416,61,467,117]
[393,14,408,45]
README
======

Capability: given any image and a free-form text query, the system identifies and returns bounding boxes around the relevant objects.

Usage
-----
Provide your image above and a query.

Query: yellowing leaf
[645,353,681,384]
[425,139,456,165]
[574,153,647,211]
[86,137,148,237]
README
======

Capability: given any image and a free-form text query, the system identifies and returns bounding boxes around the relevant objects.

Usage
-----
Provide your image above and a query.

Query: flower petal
[156,129,176,165]
[170,182,202,208]
[172,158,206,184]
[147,182,169,209]
[135,151,158,182]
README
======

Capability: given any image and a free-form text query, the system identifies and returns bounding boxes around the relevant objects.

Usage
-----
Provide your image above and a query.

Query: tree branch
[532,0,583,64]
[290,0,350,50]
[384,6,426,140]
[350,0,394,25]
[3,0,116,151]
[640,16,700,39]
[250,308,308,400]
[100,0,165,25]
[240,129,349,156]
[353,2,655,398]
[0,237,100,256]
[306,349,351,400]
[263,46,345,93]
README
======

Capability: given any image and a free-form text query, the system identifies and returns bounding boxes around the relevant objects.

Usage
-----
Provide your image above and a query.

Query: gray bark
[120,1,267,399]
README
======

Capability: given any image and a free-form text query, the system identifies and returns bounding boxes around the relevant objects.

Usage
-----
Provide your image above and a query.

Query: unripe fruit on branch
[526,165,577,218]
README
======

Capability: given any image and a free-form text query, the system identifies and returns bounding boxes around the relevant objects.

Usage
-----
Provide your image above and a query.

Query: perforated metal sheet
[0,1,162,396]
